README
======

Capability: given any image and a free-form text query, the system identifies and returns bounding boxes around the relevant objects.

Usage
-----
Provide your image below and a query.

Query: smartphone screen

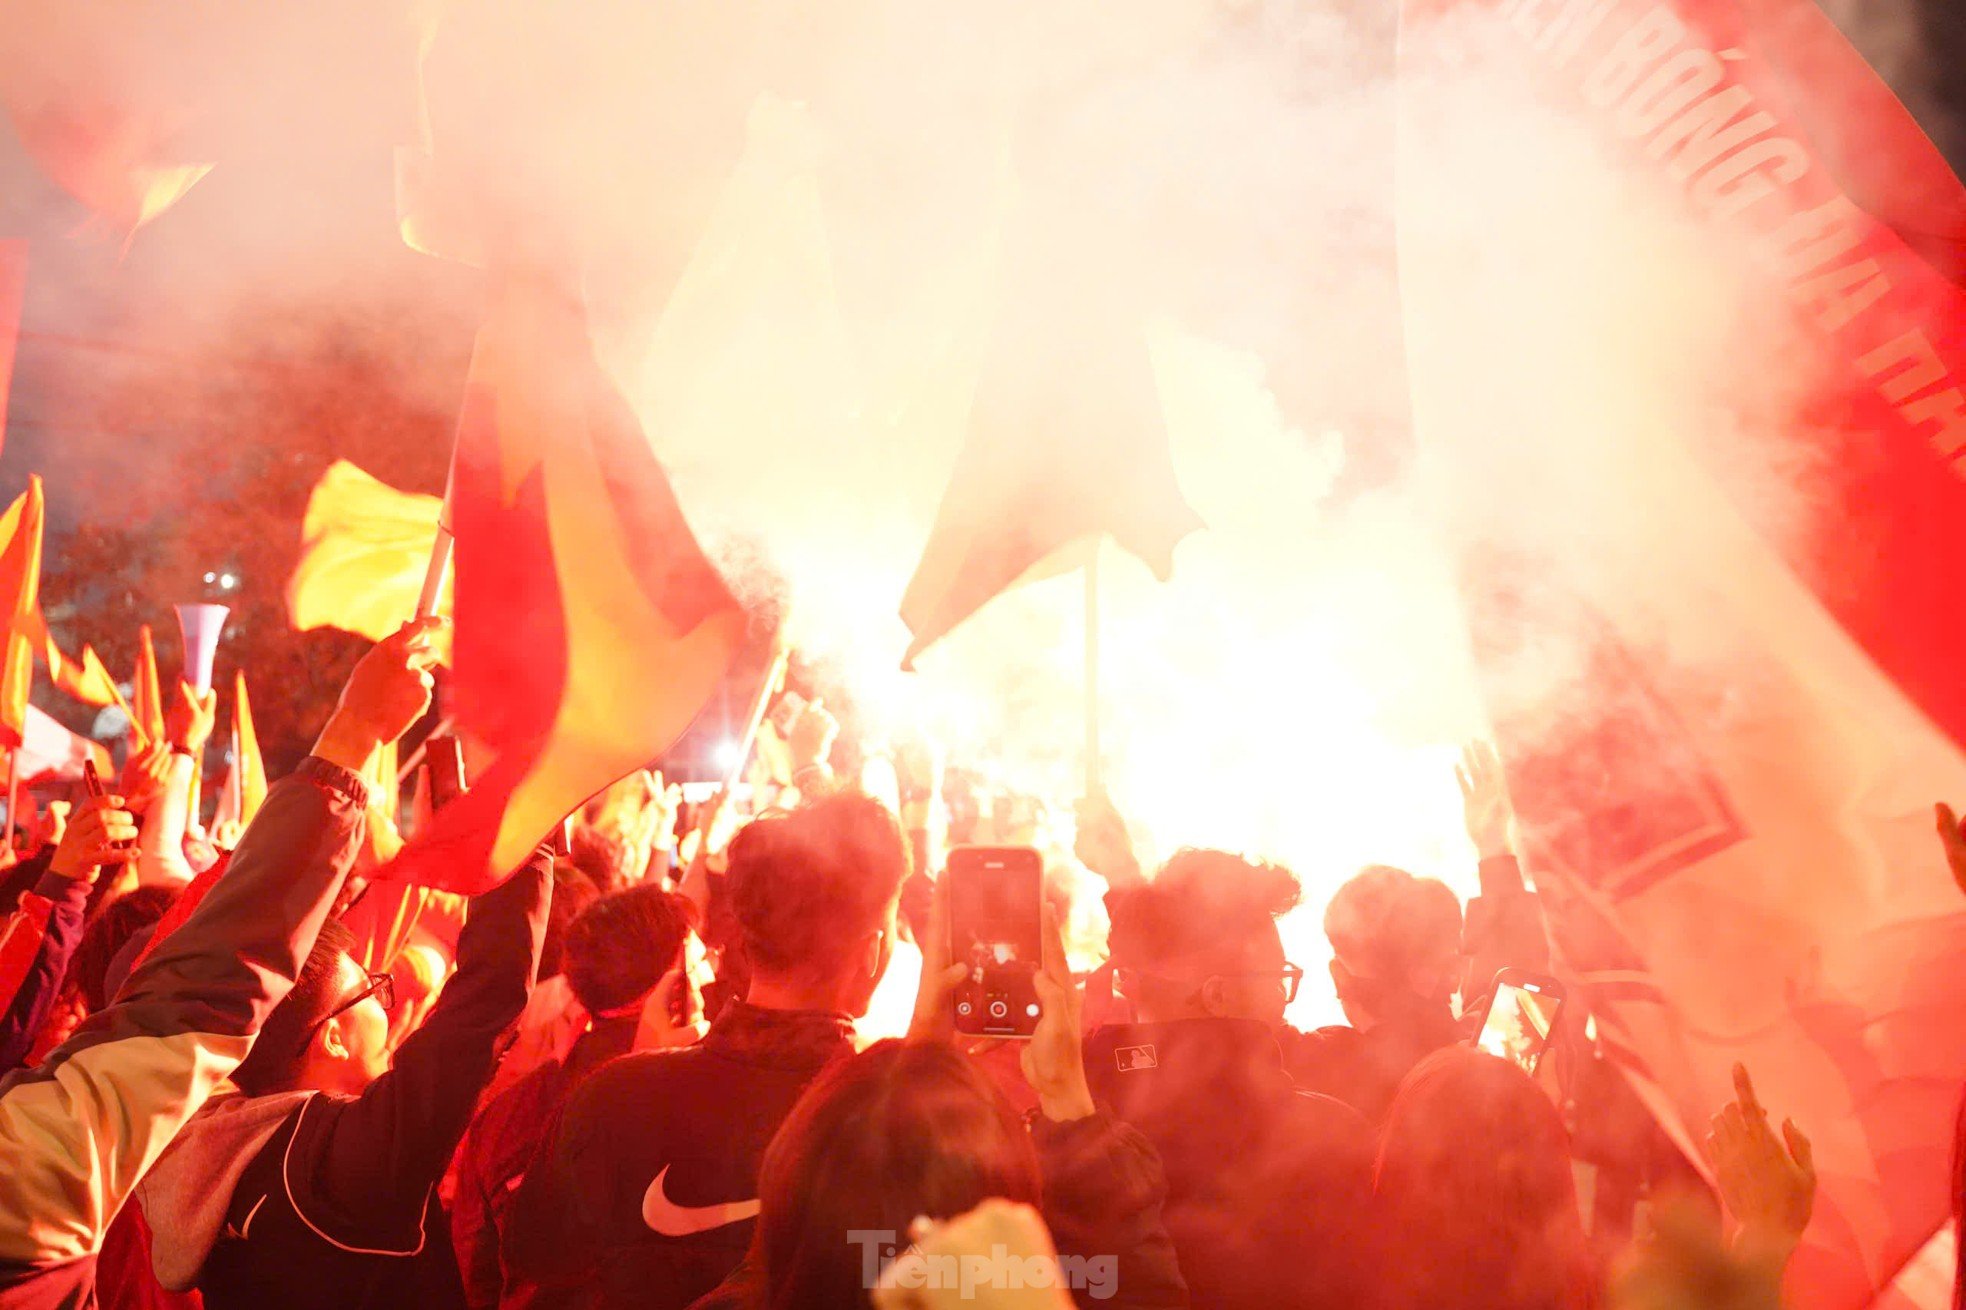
[1475,972,1565,1076]
[946,846,1043,1039]
[425,735,467,812]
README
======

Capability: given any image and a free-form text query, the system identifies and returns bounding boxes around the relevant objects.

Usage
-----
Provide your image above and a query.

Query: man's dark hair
[1107,848,1302,973]
[543,859,602,980]
[563,884,696,1016]
[231,919,360,1097]
[569,826,634,895]
[726,792,909,982]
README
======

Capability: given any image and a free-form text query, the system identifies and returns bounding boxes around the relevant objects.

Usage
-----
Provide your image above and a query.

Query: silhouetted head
[753,1039,1041,1310]
[727,792,909,1018]
[1375,1047,1596,1310]
[563,883,695,1016]
[231,920,392,1098]
[1323,865,1462,1030]
[1107,848,1302,1027]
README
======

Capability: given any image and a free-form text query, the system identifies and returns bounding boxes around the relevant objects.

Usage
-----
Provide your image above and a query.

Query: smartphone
[82,760,136,852]
[425,734,467,812]
[1474,968,1566,1077]
[946,846,1044,1040]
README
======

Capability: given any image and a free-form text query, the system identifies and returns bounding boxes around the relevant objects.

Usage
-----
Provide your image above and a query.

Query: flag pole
[720,641,793,798]
[415,459,456,621]
[1084,538,1102,797]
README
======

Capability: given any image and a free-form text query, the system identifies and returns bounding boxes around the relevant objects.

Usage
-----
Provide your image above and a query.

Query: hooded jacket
[128,848,550,1310]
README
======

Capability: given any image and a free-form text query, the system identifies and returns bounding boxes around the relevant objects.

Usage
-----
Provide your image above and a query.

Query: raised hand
[874,1201,1075,1310]
[119,742,172,817]
[1458,740,1515,860]
[788,698,840,781]
[1019,899,1094,1123]
[50,795,139,884]
[1708,1064,1814,1262]
[1073,788,1141,889]
[314,617,447,773]
[166,681,218,755]
[1935,803,1966,898]
[907,876,969,1044]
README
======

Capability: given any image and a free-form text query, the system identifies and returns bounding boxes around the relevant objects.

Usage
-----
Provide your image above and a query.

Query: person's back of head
[562,883,695,1017]
[753,1039,1040,1310]
[1106,848,1302,1027]
[543,859,602,982]
[1323,865,1463,1030]
[230,920,392,1099]
[727,792,909,1017]
[1375,1047,1596,1310]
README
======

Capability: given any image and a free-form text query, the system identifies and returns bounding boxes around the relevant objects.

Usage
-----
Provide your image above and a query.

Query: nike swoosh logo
[642,1165,762,1237]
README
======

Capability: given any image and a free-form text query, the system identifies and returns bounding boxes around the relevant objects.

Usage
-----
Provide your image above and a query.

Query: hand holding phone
[947,846,1044,1040]
[1473,968,1566,1077]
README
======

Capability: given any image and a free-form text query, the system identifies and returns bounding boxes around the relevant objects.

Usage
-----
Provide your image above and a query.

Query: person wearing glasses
[124,770,551,1310]
[1083,849,1374,1310]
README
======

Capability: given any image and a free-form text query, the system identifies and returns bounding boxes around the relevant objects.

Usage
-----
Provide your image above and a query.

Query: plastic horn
[174,604,230,694]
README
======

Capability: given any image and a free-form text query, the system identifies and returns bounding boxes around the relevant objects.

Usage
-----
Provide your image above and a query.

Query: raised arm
[0,619,440,1273]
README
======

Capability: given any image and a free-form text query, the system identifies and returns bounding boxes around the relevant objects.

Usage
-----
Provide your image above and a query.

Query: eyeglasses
[299,969,395,1050]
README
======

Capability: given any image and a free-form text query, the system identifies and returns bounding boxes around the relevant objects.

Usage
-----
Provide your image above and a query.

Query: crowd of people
[0,615,1934,1310]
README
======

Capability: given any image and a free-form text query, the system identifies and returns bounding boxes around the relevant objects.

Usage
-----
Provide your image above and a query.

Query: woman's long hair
[1375,1046,1599,1310]
[753,1039,1042,1310]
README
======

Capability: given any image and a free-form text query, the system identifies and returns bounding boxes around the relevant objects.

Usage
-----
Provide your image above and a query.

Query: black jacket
[1084,1019,1374,1310]
[132,849,551,1310]
[505,1001,856,1310]
[451,1013,640,1309]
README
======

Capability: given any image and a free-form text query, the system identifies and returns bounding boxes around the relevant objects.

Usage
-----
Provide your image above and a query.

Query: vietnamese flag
[130,623,165,750]
[386,273,744,893]
[48,641,119,710]
[0,478,42,749]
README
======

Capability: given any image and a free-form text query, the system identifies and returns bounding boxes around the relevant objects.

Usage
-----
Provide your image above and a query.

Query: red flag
[900,306,1202,667]
[0,242,22,459]
[386,275,744,893]
[211,671,267,837]
[0,479,44,750]
[130,624,164,750]
[1399,0,1966,1304]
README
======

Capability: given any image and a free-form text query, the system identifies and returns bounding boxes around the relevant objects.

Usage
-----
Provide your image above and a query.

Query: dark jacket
[687,1110,1189,1310]
[1288,853,1548,1125]
[506,1002,856,1310]
[1085,1019,1374,1310]
[0,864,93,1073]
[130,849,551,1310]
[451,1014,640,1309]
[0,757,370,1310]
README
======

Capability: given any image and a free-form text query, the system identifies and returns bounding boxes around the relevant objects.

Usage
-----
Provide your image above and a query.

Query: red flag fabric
[385,274,744,893]
[0,242,22,459]
[0,479,44,750]
[1398,1,1966,1305]
[130,624,164,750]
[899,305,1203,668]
[212,671,267,838]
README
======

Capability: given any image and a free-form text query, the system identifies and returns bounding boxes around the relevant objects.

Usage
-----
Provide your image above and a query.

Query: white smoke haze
[4,1,1847,1026]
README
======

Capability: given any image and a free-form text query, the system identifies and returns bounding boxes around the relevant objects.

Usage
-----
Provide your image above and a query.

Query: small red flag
[0,479,45,749]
